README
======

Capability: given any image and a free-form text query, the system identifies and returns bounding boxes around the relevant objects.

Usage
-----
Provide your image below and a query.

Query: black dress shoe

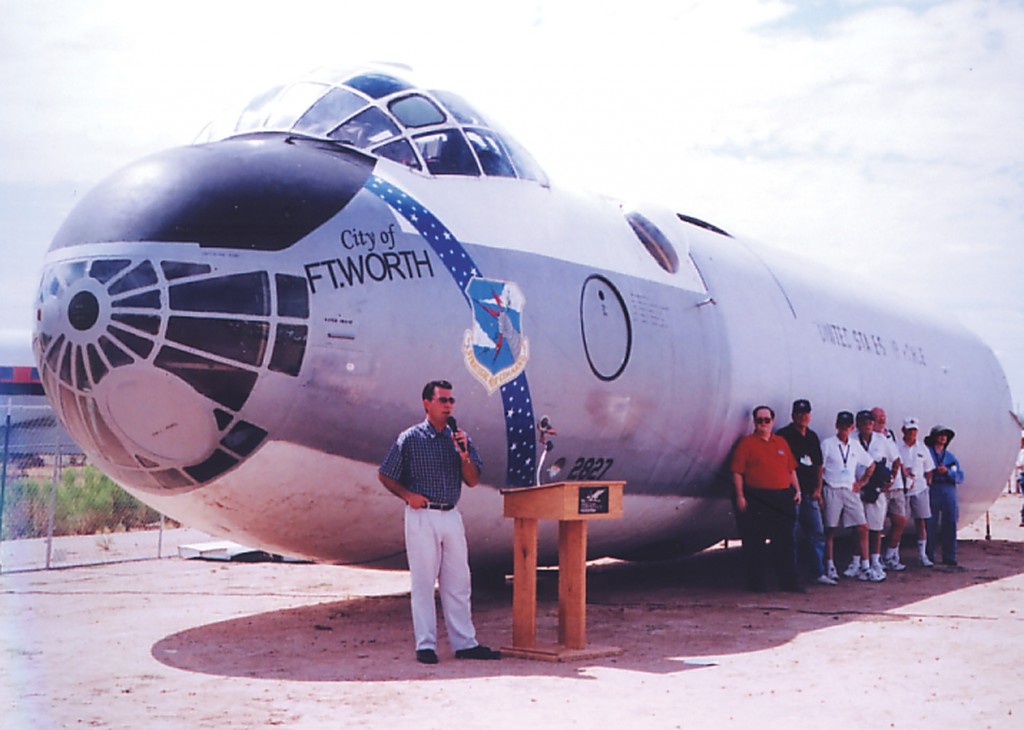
[416,649,439,664]
[455,644,501,660]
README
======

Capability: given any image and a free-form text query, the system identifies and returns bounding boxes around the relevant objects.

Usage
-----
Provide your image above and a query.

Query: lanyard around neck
[838,441,851,467]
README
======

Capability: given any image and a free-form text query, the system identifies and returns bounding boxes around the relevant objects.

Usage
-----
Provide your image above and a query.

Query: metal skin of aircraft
[32,64,1019,570]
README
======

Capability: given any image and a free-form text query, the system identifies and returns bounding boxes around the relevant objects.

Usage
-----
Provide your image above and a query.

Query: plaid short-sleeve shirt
[379,419,483,505]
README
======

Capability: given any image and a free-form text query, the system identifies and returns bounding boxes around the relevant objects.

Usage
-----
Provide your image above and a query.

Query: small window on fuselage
[627,213,679,274]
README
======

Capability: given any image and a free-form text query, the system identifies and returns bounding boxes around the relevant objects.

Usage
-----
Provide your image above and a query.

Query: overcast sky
[1,0,1021,409]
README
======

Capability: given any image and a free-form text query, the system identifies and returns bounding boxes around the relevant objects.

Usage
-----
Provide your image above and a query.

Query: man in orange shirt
[731,405,803,592]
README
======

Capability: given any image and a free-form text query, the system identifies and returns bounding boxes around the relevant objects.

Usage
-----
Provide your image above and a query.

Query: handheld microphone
[447,416,466,453]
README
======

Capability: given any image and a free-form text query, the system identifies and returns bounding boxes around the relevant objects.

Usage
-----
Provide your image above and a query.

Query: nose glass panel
[34,258,310,494]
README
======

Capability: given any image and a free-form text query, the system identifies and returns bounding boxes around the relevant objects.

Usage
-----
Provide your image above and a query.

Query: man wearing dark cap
[925,425,964,567]
[778,399,834,586]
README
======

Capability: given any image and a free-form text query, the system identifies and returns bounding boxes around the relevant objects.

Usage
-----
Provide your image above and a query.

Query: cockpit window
[430,90,488,125]
[465,128,515,177]
[294,88,366,137]
[198,66,548,184]
[234,85,282,133]
[415,130,480,176]
[345,72,413,99]
[264,83,331,130]
[501,134,547,183]
[329,107,400,148]
[389,95,446,128]
[373,139,421,170]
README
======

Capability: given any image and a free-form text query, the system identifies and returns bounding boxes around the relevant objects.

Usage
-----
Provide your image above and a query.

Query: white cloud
[0,0,1021,403]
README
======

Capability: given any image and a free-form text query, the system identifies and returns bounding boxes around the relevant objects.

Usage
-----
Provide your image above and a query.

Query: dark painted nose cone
[68,290,100,331]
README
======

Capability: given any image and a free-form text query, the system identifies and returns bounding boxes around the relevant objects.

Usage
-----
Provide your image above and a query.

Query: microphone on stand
[535,415,557,485]
[538,415,556,451]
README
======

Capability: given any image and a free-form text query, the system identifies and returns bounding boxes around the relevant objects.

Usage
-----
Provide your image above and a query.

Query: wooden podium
[500,481,625,662]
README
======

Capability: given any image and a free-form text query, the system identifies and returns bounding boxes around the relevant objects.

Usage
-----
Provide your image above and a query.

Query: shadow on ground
[152,537,1024,682]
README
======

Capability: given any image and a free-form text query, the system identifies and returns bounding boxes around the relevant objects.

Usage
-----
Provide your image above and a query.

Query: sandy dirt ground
[0,526,216,572]
[2,492,1023,729]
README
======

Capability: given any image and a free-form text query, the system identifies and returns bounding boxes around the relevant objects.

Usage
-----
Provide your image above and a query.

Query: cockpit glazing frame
[196,66,549,185]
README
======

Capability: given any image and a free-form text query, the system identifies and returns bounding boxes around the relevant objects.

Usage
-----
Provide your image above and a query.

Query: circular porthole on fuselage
[580,275,632,381]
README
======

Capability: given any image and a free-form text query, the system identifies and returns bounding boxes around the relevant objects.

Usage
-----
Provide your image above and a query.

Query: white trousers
[404,506,478,652]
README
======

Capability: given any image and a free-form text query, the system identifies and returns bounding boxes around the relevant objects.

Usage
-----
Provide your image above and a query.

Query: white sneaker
[826,564,840,581]
[858,566,886,582]
[816,574,838,586]
[919,554,935,567]
[884,555,907,572]
[844,559,862,578]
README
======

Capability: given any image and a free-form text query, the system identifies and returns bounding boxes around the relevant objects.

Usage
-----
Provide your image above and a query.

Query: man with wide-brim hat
[924,425,956,445]
[924,424,964,567]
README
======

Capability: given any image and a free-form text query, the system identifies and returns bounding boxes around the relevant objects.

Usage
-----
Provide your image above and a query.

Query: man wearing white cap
[872,407,908,572]
[896,417,936,567]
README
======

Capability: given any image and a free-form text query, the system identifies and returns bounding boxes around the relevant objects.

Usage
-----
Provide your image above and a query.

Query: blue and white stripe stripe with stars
[366,175,537,488]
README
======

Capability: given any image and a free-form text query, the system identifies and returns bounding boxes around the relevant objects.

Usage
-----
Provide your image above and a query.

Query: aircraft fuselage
[33,68,1018,570]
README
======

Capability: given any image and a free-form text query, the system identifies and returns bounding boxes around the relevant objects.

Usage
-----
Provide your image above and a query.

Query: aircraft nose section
[32,256,311,495]
[30,133,379,494]
[49,134,376,253]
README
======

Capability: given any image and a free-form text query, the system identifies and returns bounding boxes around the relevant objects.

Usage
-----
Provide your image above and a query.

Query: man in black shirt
[778,399,836,586]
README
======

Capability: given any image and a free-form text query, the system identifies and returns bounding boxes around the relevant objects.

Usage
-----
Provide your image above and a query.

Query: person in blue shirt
[1015,436,1024,527]
[379,379,500,664]
[924,425,965,567]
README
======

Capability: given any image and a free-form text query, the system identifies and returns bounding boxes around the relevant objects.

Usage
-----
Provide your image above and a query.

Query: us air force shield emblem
[463,277,529,393]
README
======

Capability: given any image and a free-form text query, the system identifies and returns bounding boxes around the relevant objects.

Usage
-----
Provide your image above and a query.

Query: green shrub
[1,465,163,539]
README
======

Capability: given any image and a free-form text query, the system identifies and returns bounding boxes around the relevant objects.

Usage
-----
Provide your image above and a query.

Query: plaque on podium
[500,481,625,662]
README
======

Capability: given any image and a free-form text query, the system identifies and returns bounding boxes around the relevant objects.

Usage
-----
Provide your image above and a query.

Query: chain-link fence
[1,403,208,572]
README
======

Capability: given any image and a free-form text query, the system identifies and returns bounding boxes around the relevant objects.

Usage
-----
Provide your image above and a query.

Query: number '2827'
[567,457,614,481]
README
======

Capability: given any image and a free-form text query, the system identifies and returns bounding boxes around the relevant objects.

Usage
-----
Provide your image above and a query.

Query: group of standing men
[377,378,971,661]
[731,400,964,592]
